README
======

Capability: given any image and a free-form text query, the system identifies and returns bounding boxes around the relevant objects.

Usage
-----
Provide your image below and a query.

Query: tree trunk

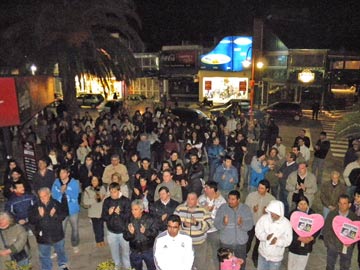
[58,54,78,114]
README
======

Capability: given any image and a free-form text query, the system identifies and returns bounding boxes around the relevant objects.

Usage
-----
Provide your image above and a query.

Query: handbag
[0,230,28,262]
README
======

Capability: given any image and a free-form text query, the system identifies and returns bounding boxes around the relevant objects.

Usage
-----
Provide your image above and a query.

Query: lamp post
[243,56,264,120]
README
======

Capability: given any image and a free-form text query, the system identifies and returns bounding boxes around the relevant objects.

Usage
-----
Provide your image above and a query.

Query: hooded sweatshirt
[255,200,293,262]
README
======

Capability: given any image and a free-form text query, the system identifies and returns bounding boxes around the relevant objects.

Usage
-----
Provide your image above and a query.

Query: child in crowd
[217,247,244,270]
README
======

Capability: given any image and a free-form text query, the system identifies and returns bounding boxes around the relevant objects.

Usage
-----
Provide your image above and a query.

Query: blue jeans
[107,231,130,268]
[39,239,68,270]
[63,213,79,247]
[130,249,155,270]
[17,258,30,268]
[279,180,289,216]
[257,254,282,270]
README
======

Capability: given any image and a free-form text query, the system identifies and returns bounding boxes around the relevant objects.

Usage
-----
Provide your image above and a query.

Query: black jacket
[78,163,103,190]
[288,208,320,255]
[186,161,204,197]
[29,197,67,244]
[150,199,179,231]
[314,139,330,159]
[32,169,55,193]
[101,195,131,234]
[123,213,160,252]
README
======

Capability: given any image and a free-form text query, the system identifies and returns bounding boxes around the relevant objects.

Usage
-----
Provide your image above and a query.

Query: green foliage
[4,260,31,270]
[335,105,360,138]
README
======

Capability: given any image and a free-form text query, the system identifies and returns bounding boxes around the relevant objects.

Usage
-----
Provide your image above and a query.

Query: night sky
[134,0,360,52]
[0,0,359,52]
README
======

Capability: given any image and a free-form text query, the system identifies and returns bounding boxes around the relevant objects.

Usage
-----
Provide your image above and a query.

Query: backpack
[349,168,360,187]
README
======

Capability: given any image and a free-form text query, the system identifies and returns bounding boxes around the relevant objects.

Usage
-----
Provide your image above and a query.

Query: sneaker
[50,252,57,259]
[73,246,80,254]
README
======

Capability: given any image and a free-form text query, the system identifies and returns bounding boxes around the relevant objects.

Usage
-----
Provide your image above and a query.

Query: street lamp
[30,64,37,75]
[246,57,264,120]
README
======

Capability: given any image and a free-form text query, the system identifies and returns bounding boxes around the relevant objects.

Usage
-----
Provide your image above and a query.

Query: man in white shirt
[272,136,286,160]
[154,214,194,270]
[298,138,310,164]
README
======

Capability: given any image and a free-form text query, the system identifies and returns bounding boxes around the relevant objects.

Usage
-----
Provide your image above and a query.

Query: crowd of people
[0,102,360,270]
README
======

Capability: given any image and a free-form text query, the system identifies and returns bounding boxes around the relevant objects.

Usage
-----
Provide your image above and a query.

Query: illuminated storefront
[198,36,252,103]
[199,70,249,103]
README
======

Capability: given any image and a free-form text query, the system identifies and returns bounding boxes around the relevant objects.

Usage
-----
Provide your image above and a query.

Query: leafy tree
[336,104,360,139]
[0,0,143,111]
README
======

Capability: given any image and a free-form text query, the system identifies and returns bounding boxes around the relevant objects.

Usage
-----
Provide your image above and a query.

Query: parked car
[210,99,264,119]
[96,100,123,113]
[171,107,210,123]
[76,93,104,108]
[125,94,147,103]
[262,102,303,121]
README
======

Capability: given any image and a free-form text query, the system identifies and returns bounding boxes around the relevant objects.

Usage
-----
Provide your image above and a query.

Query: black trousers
[246,226,260,263]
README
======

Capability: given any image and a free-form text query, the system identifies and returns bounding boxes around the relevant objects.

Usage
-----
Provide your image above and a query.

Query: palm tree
[0,0,143,111]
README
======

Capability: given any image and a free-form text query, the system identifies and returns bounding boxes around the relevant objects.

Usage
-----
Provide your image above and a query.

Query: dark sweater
[288,208,320,255]
[32,169,55,193]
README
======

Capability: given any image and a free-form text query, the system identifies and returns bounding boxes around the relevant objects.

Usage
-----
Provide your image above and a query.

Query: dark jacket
[101,195,131,234]
[186,161,204,197]
[150,199,179,231]
[32,169,55,193]
[323,209,359,252]
[78,163,103,190]
[314,139,330,159]
[5,193,37,223]
[123,213,160,252]
[288,208,320,255]
[29,197,67,244]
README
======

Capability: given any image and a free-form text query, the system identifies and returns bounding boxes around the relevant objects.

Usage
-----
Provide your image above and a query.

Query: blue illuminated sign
[200,36,252,72]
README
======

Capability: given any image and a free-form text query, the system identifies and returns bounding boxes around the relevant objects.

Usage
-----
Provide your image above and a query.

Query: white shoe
[50,252,57,259]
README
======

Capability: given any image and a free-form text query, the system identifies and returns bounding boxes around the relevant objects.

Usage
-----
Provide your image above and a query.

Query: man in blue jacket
[5,182,37,232]
[249,150,269,192]
[214,156,238,199]
[51,166,81,254]
[214,190,254,270]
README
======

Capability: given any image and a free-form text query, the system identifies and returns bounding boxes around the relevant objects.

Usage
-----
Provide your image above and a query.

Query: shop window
[344,61,360,70]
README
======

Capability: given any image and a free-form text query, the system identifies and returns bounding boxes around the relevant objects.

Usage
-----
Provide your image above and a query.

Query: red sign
[0,78,20,126]
[205,81,212,90]
[239,81,247,92]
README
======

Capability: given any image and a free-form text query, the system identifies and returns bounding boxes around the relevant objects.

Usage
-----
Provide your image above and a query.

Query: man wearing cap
[213,156,239,199]
[312,131,330,185]
[249,150,269,192]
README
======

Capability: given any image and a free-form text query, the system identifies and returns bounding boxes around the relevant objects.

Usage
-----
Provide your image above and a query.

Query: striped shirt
[174,203,211,245]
